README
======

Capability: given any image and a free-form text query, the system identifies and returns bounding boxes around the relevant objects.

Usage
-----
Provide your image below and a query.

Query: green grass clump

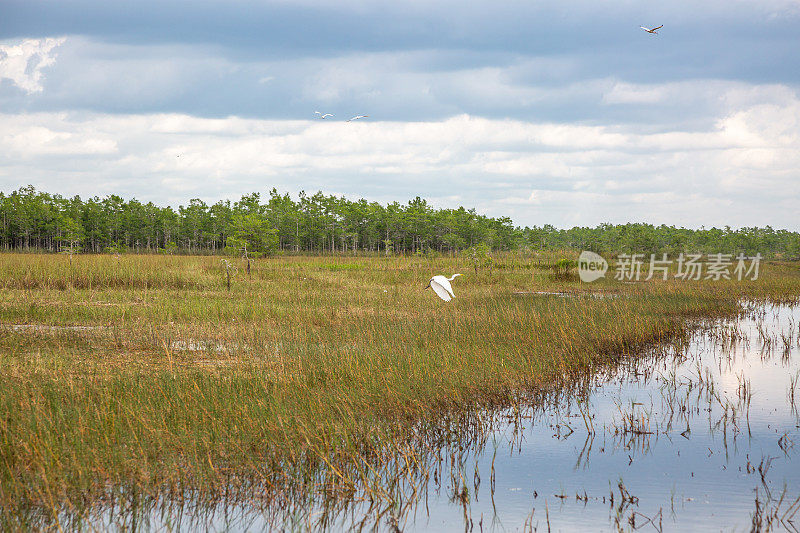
[1,252,799,526]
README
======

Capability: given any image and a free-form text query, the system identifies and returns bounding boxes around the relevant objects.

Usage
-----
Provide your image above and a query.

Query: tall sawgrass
[0,254,200,290]
[1,253,799,527]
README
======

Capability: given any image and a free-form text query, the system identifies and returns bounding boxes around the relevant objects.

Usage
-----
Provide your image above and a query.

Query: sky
[1,1,799,230]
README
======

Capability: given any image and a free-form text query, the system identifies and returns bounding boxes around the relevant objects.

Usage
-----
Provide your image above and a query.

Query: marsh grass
[1,253,799,528]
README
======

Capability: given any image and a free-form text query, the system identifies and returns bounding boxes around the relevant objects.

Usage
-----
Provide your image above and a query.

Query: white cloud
[1,81,799,229]
[0,37,66,93]
[1,123,117,156]
[603,82,667,105]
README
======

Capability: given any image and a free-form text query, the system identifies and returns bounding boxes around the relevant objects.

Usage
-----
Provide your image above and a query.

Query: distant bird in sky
[314,111,333,119]
[640,25,663,34]
[347,115,369,122]
[425,274,461,302]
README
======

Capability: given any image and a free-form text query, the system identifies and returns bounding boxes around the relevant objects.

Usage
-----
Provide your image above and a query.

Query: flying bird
[314,111,333,119]
[425,274,461,302]
[640,25,663,34]
[347,115,369,122]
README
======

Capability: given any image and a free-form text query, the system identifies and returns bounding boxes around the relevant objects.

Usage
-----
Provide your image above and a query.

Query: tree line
[525,223,800,259]
[1,186,798,258]
[0,185,516,255]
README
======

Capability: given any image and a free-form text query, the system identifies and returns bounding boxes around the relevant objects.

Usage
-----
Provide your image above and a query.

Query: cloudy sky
[1,1,799,229]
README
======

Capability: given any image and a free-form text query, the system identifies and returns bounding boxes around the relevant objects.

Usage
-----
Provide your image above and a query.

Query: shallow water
[83,303,800,531]
[405,303,800,532]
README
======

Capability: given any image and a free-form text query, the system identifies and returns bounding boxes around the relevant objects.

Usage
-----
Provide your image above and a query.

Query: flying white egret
[640,25,663,34]
[347,115,369,121]
[314,111,333,119]
[425,274,461,302]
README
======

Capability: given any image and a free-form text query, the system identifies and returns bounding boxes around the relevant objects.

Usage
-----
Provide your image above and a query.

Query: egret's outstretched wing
[653,25,663,30]
[440,279,455,298]
[430,279,453,301]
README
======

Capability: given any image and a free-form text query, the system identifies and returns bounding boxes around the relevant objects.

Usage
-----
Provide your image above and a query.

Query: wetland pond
[95,303,800,531]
